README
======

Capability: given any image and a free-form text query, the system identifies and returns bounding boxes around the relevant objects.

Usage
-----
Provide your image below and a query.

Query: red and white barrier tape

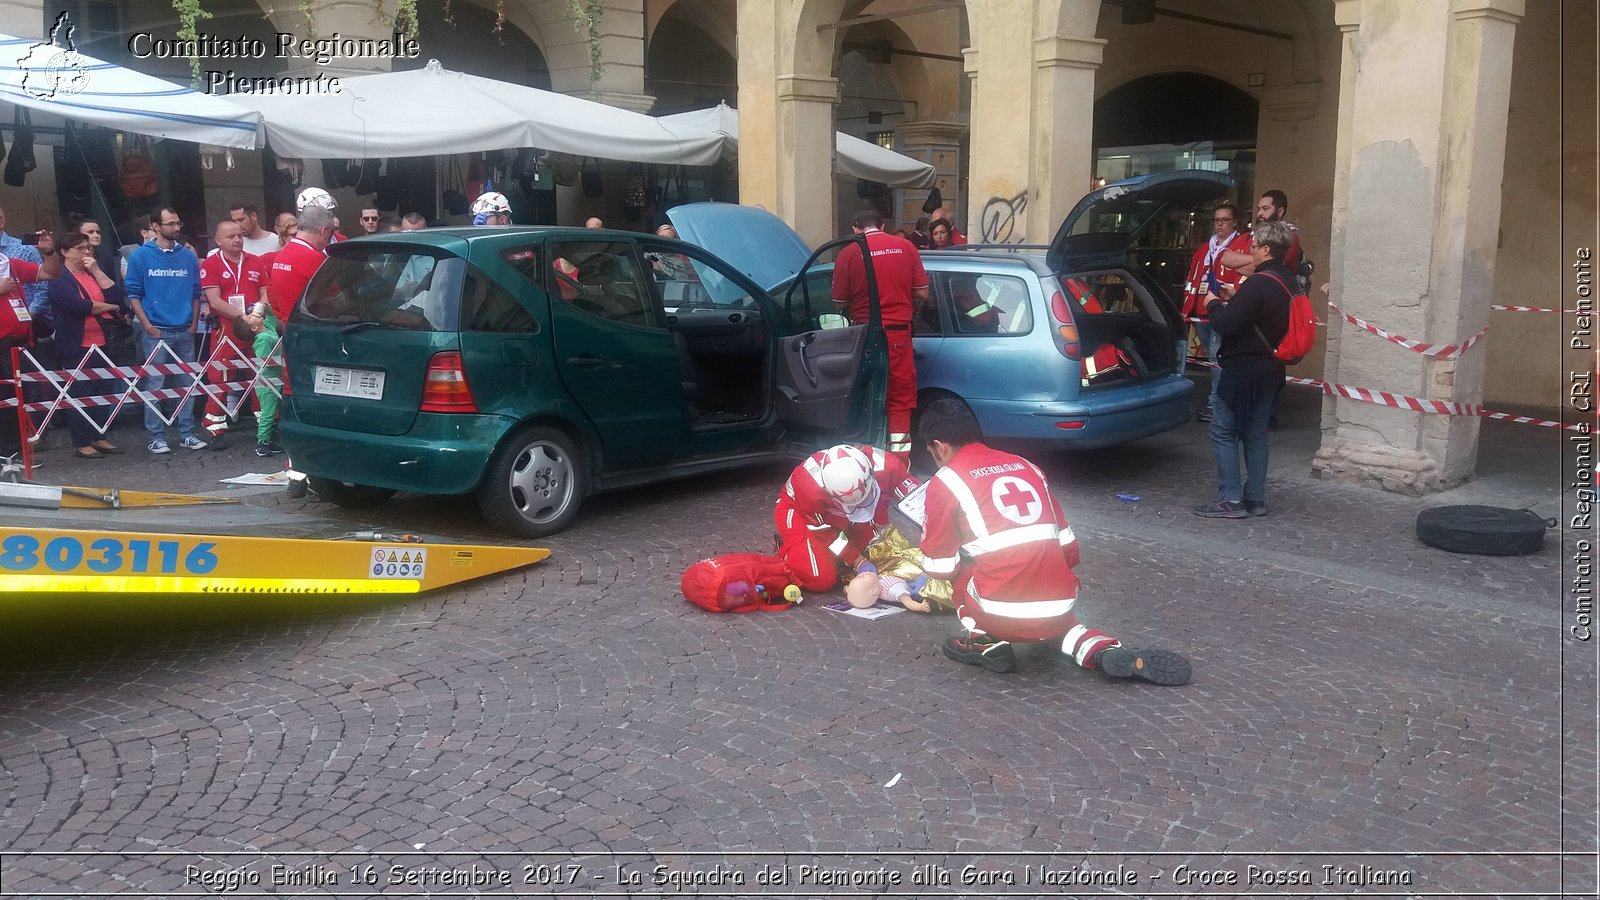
[1325,301,1489,359]
[1185,358,1584,432]
[1491,305,1582,313]
[1186,303,1575,328]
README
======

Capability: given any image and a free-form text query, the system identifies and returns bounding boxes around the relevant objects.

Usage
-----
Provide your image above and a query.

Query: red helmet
[819,446,874,511]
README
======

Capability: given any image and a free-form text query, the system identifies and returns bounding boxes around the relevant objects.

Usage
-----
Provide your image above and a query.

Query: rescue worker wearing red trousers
[831,209,929,464]
[917,398,1191,683]
[775,444,911,592]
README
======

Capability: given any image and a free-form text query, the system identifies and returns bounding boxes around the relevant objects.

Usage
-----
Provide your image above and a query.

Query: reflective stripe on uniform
[866,446,886,471]
[1059,526,1076,546]
[934,467,991,540]
[922,553,959,575]
[962,522,1060,557]
[963,302,992,318]
[970,579,1076,619]
[828,531,851,556]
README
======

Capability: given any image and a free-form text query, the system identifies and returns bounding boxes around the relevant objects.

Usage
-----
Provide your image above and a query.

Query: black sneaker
[941,634,1016,673]
[207,433,227,451]
[255,442,274,457]
[1096,646,1192,685]
[1193,500,1248,519]
[267,441,285,454]
[1243,500,1267,517]
[1195,405,1213,423]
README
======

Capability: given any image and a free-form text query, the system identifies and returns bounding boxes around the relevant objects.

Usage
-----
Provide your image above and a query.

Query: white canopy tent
[656,103,936,189]
[0,33,261,148]
[241,60,729,165]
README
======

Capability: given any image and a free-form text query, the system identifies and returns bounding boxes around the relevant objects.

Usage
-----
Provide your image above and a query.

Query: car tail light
[1049,290,1073,324]
[1055,323,1081,360]
[1054,420,1086,429]
[420,351,478,413]
[1048,289,1081,359]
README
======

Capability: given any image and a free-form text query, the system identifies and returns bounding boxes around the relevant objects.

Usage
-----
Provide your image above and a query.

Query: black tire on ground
[307,478,396,509]
[1416,505,1554,556]
[477,425,587,538]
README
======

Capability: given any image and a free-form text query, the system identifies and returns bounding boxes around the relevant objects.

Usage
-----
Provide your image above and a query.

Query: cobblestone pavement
[1,386,1594,898]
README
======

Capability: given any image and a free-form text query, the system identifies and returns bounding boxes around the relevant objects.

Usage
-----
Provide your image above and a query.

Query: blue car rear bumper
[967,375,1195,450]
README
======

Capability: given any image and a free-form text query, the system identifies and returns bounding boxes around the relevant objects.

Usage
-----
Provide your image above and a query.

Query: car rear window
[300,249,465,331]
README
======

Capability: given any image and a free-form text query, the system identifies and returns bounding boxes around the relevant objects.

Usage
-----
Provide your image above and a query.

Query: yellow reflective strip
[0,575,419,594]
[963,303,992,318]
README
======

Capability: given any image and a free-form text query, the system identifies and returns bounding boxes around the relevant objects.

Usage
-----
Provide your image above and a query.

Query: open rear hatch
[1047,171,1234,386]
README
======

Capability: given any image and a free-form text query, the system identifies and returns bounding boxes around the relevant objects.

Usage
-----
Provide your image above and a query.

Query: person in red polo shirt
[199,219,270,446]
[267,206,332,324]
[831,208,928,464]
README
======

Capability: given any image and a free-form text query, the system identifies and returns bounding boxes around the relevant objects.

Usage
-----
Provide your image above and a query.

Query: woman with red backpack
[1194,219,1298,520]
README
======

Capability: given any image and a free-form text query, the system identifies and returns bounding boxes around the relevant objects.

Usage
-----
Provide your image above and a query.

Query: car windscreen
[298,249,465,332]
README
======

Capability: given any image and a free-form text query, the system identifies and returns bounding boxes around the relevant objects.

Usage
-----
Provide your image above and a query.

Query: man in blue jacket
[125,208,206,453]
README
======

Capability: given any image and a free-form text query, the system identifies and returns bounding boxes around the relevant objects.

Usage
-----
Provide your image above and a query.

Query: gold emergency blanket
[864,525,954,613]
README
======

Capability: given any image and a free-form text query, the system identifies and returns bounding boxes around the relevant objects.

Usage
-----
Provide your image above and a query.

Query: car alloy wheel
[479,425,586,537]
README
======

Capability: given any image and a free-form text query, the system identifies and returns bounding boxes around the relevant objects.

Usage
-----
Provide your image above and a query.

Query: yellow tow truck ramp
[0,526,549,595]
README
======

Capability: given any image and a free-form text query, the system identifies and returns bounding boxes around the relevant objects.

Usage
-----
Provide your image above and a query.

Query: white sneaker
[179,435,209,451]
[148,439,171,454]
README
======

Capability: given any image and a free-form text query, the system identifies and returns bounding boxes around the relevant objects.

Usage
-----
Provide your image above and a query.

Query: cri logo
[19,12,89,100]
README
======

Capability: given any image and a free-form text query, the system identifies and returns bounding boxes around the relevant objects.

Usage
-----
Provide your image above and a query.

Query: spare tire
[1416,505,1555,556]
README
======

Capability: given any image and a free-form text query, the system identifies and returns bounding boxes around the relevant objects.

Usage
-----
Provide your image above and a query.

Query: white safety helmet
[470,191,511,216]
[296,186,336,212]
[819,446,875,513]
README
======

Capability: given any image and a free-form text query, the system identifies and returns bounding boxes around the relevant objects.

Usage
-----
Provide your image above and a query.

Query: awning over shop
[656,103,937,189]
[239,60,729,165]
[0,33,262,149]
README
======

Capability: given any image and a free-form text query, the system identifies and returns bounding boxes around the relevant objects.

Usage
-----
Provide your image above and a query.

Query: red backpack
[1254,272,1316,366]
[680,553,796,613]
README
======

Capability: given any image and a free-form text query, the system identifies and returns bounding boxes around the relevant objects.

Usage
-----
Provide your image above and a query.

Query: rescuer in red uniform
[831,209,929,465]
[774,444,911,592]
[917,397,1191,683]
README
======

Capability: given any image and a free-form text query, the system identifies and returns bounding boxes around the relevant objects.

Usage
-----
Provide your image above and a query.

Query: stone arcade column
[1026,34,1103,243]
[964,1,1100,245]
[1312,0,1523,494]
[736,0,839,248]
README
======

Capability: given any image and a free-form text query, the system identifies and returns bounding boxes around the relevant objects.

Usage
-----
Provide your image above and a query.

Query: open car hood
[1045,171,1235,272]
[667,202,814,293]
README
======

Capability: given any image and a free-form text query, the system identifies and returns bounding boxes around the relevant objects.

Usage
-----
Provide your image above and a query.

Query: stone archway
[645,0,737,112]
[1092,72,1259,193]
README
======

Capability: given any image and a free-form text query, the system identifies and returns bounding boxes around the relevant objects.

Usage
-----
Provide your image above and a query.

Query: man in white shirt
[230,203,281,256]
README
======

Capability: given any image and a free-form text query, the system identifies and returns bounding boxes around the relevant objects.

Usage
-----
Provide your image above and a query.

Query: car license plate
[313,366,385,400]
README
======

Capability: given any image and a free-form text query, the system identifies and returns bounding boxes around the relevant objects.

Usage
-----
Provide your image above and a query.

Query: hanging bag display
[5,108,37,187]
[117,134,158,199]
[442,157,470,216]
[580,157,603,198]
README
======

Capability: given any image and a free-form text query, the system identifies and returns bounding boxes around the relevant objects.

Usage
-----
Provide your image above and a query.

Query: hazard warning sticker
[369,546,428,580]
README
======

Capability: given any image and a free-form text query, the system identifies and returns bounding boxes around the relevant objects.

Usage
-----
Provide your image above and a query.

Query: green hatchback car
[281,204,890,537]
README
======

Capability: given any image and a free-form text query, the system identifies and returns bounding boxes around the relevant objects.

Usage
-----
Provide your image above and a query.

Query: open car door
[775,235,888,449]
